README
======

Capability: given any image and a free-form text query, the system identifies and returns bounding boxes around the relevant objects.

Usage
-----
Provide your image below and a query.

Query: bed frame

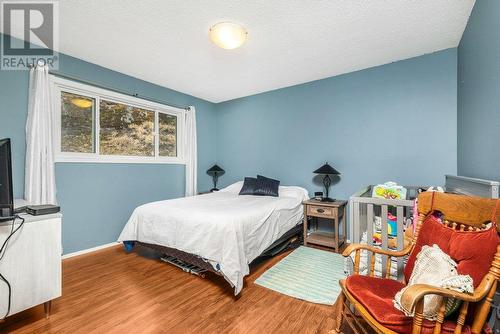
[136,223,303,278]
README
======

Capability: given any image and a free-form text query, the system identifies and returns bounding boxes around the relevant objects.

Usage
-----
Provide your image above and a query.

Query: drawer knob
[317,208,325,213]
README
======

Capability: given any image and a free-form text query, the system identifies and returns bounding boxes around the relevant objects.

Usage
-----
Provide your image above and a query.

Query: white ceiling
[7,0,476,102]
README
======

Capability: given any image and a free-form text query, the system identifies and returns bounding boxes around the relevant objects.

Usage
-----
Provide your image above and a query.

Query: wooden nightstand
[302,199,347,252]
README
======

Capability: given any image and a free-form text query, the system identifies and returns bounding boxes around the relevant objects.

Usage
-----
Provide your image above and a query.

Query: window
[159,112,177,157]
[52,77,185,164]
[60,92,95,153]
[99,100,155,156]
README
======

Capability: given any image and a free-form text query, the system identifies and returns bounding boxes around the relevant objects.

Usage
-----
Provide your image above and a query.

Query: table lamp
[207,164,225,191]
[313,162,340,202]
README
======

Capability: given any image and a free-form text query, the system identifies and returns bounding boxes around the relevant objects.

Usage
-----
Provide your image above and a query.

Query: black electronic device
[0,138,13,220]
[313,191,323,201]
[26,205,60,216]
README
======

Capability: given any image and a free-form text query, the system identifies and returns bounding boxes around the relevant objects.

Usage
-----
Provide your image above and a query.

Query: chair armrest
[400,273,497,313]
[342,243,412,258]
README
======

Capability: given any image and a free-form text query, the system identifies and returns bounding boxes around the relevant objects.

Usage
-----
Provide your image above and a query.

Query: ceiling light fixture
[209,22,247,50]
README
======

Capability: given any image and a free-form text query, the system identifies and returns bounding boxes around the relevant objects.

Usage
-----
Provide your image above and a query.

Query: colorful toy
[372,182,407,200]
[373,213,399,237]
[372,233,398,248]
[387,213,398,236]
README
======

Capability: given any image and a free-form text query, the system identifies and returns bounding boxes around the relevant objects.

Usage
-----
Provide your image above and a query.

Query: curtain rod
[27,65,189,111]
[50,70,189,111]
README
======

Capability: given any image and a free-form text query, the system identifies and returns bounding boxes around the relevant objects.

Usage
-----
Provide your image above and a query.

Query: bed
[118,181,309,294]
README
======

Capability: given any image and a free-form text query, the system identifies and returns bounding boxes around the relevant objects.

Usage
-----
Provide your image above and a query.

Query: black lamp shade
[313,163,340,175]
[207,164,224,192]
[207,164,224,174]
[313,162,340,202]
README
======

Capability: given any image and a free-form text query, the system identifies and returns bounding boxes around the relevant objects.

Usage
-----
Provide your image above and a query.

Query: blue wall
[0,37,217,253]
[458,0,500,181]
[215,49,458,201]
[1,33,460,253]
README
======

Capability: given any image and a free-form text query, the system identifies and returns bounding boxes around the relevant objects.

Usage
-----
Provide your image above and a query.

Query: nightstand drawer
[307,205,337,218]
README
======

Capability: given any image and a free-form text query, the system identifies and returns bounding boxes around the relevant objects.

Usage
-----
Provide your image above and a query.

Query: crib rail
[349,185,422,279]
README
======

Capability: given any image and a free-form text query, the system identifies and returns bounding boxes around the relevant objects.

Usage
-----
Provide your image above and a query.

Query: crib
[348,176,500,279]
[348,185,422,279]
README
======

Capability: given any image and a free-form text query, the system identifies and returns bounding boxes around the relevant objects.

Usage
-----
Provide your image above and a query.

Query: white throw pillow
[393,244,473,320]
[278,186,309,201]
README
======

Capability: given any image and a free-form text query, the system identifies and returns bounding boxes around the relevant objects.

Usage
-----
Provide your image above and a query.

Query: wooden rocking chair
[333,192,500,334]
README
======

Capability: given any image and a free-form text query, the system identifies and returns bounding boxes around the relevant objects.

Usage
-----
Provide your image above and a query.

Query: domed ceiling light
[209,22,248,50]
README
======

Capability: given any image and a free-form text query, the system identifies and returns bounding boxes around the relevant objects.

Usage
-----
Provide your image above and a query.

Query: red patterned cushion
[345,275,490,334]
[404,215,499,288]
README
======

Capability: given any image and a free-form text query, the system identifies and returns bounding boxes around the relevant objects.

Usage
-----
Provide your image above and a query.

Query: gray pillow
[254,175,280,197]
[239,177,257,195]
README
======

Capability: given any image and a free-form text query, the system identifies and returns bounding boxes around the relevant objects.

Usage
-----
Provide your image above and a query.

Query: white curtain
[184,106,197,197]
[25,64,57,205]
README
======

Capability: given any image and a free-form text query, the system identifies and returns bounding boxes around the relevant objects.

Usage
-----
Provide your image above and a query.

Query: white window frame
[51,76,186,164]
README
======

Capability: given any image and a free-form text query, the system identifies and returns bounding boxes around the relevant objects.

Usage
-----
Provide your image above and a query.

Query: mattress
[118,181,309,294]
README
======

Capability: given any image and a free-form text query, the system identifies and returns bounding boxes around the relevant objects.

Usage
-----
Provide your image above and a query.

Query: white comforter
[118,182,309,294]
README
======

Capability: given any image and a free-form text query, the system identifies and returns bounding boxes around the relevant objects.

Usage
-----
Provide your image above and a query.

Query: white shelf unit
[0,213,62,318]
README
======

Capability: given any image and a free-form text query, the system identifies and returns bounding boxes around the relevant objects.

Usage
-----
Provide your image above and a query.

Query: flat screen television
[0,138,13,219]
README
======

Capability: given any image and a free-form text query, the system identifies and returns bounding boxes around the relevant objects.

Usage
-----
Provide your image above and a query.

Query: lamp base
[321,197,335,202]
[210,188,219,192]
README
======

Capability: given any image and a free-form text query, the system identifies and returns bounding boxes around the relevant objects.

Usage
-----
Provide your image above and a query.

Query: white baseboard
[62,242,120,259]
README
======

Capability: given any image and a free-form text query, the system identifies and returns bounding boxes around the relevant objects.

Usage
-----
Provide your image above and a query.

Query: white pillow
[393,244,473,320]
[219,181,244,194]
[279,186,309,201]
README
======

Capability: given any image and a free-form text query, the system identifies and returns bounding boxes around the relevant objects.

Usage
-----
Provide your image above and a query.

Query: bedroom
[0,0,499,333]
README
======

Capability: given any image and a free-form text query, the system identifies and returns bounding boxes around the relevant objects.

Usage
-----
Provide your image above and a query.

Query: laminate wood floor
[0,245,350,334]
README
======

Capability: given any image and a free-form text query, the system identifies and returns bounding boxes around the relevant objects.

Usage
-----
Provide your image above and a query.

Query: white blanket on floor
[118,182,308,294]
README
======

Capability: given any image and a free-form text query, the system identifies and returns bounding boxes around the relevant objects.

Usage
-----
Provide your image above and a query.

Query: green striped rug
[255,246,346,305]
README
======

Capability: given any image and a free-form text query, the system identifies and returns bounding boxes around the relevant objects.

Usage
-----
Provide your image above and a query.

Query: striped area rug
[255,246,346,305]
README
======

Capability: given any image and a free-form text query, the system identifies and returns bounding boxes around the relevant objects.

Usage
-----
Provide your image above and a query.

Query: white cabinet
[0,214,62,318]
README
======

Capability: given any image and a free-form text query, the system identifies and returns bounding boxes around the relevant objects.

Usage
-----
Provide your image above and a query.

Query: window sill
[55,154,185,165]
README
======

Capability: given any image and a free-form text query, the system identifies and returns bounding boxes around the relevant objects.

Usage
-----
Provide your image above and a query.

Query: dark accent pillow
[239,177,257,195]
[254,175,280,197]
